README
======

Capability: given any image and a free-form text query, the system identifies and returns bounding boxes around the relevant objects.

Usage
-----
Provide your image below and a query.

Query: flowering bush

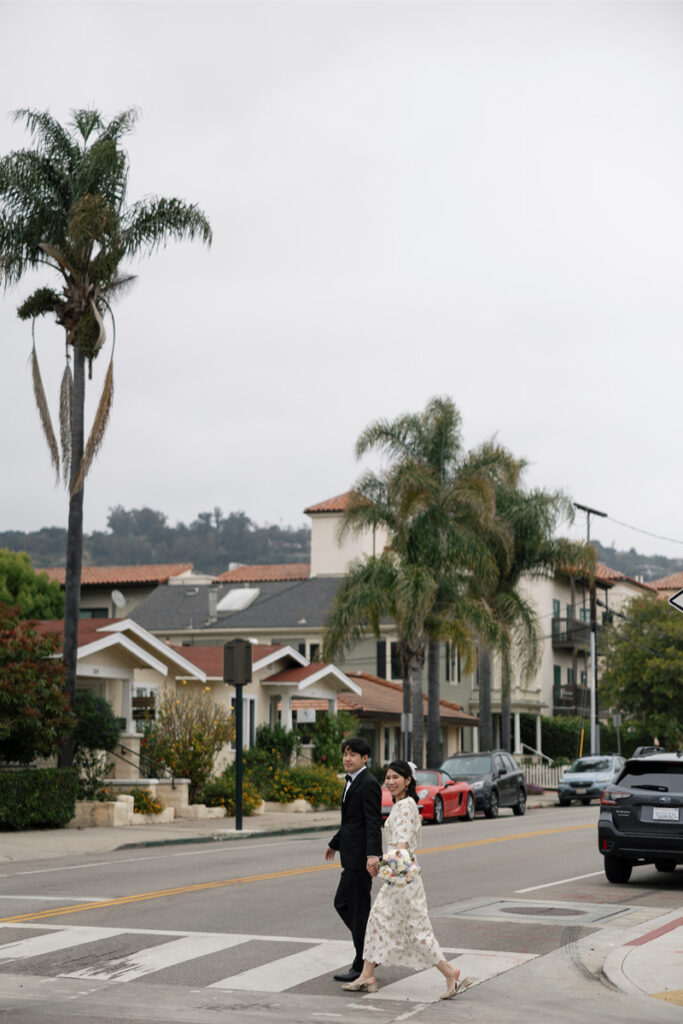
[242,724,300,791]
[126,787,164,815]
[198,772,262,816]
[262,764,344,807]
[141,686,234,801]
[378,848,421,887]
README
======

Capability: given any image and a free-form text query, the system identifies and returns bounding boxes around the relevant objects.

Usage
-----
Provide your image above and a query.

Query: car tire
[654,860,677,872]
[580,798,591,806]
[433,796,444,825]
[604,855,632,884]
[463,792,475,822]
[558,798,571,806]
[512,788,527,816]
[484,790,499,818]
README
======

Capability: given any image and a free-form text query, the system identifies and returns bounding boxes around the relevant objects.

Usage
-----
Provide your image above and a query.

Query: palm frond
[123,197,212,255]
[30,336,59,482]
[70,357,113,496]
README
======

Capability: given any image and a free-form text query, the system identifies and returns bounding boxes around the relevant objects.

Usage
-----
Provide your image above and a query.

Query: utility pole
[574,502,607,755]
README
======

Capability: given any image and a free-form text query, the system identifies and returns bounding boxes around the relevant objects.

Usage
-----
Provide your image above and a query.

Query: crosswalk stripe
[211,939,353,991]
[369,951,537,1001]
[0,926,125,962]
[62,933,249,983]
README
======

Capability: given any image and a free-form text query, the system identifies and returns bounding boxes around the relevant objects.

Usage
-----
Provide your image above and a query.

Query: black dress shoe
[334,968,361,982]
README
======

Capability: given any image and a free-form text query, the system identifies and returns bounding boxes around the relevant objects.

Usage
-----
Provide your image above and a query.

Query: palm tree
[0,108,212,763]
[479,483,595,752]
[324,397,513,766]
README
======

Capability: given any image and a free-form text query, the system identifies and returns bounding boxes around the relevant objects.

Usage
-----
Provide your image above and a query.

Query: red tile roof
[304,491,365,514]
[33,618,119,648]
[214,563,310,583]
[649,571,683,591]
[170,643,289,678]
[41,564,193,586]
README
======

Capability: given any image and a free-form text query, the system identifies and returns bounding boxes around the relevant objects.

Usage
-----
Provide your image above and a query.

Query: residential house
[41,563,199,619]
[648,571,683,601]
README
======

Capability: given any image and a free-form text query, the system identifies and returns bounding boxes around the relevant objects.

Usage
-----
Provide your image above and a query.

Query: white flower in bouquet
[379,848,421,886]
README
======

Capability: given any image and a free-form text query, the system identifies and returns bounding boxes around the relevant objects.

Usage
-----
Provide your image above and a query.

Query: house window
[567,668,574,686]
[309,643,320,662]
[553,665,561,687]
[566,603,572,621]
[390,642,403,680]
[376,641,386,678]
[80,607,108,619]
[579,607,590,622]
[230,695,256,749]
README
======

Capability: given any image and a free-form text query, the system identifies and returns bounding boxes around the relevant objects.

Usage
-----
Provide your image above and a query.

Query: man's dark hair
[341,736,371,758]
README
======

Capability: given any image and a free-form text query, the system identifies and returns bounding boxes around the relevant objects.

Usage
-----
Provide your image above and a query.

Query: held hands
[366,856,380,877]
[324,846,336,863]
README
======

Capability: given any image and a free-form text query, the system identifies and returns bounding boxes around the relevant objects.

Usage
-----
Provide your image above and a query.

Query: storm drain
[447,899,631,925]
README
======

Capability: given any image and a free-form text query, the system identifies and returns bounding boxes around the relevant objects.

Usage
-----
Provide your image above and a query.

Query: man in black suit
[324,737,383,982]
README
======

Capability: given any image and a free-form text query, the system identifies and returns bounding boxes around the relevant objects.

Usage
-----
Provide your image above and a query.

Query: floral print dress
[363,796,445,969]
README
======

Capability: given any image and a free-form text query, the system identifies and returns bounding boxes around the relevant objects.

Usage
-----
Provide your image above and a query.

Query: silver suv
[558,754,625,806]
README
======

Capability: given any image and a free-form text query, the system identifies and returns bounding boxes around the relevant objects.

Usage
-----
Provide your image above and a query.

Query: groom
[324,737,383,982]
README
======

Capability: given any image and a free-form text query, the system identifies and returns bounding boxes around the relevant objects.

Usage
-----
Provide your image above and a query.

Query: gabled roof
[262,662,362,696]
[168,643,307,679]
[41,563,193,587]
[214,563,310,583]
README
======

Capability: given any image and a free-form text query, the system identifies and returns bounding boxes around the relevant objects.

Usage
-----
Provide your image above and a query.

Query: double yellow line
[1,823,594,925]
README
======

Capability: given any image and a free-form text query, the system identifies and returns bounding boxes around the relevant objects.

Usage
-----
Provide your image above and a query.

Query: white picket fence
[519,763,563,790]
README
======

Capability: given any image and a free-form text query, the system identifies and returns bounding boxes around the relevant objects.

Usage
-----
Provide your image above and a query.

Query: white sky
[1,1,682,566]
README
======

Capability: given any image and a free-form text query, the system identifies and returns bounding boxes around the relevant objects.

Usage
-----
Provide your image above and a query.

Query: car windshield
[416,771,440,786]
[568,758,613,773]
[618,762,683,793]
[442,755,491,777]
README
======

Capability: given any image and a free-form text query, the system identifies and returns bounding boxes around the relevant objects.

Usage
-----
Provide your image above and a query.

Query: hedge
[520,714,654,762]
[0,768,79,830]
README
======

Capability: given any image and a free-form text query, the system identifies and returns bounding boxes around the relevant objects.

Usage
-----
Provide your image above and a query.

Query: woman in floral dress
[342,759,470,1000]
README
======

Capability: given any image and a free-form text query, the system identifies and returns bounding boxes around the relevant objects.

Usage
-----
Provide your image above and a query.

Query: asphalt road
[0,803,681,1024]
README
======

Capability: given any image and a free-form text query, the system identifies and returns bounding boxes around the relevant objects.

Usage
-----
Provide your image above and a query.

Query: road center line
[0,895,110,902]
[515,870,604,892]
[0,823,594,925]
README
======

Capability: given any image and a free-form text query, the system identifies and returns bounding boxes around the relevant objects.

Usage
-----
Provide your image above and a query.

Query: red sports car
[382,769,475,824]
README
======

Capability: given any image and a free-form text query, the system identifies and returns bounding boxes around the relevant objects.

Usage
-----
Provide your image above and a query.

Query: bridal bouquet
[378,848,421,887]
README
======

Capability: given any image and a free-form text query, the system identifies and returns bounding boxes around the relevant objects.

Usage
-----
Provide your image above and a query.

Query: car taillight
[601,788,629,806]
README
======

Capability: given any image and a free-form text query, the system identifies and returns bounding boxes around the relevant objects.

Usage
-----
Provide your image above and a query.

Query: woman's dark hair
[385,759,418,803]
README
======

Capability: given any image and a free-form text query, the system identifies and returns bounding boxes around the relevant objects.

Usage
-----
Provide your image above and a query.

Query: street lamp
[573,502,607,755]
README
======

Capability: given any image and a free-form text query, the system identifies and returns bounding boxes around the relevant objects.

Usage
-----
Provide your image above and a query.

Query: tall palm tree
[0,108,212,763]
[479,483,595,752]
[324,397,512,766]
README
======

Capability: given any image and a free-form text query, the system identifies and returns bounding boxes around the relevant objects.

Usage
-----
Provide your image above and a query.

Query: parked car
[439,751,527,818]
[557,754,625,806]
[381,769,475,824]
[598,751,683,883]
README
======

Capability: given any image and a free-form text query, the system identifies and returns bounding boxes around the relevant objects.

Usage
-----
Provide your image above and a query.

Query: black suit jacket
[328,768,383,870]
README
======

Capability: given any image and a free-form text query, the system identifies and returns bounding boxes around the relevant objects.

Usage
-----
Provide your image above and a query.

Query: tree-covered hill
[591,540,683,582]
[1,506,310,576]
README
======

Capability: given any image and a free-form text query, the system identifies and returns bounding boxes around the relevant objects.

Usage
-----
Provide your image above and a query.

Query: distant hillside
[2,506,682,583]
[0,505,310,576]
[592,540,683,582]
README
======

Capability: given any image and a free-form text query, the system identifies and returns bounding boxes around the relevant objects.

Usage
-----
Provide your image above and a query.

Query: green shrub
[0,768,78,830]
[125,787,164,815]
[300,711,359,769]
[198,772,262,816]
[262,764,344,807]
[242,724,300,791]
[520,713,654,761]
[73,689,121,753]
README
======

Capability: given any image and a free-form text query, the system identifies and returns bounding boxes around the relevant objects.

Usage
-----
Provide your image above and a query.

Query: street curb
[116,822,336,850]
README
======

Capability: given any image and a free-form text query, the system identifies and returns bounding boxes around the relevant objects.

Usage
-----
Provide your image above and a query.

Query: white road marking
[515,871,603,892]
[369,951,536,1002]
[211,939,352,991]
[62,933,248,983]
[0,926,125,962]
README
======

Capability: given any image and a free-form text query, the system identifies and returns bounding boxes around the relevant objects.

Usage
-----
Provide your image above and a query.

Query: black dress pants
[334,867,373,971]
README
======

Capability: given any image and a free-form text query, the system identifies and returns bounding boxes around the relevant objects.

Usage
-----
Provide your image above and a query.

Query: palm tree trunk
[411,655,425,768]
[59,342,85,768]
[426,637,441,768]
[401,660,412,762]
[501,662,512,752]
[478,641,493,751]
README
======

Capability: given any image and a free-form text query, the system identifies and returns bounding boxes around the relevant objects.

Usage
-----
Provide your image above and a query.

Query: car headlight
[472,781,485,790]
[417,789,430,798]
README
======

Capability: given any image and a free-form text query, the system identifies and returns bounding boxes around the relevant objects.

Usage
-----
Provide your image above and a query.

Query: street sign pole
[223,639,252,832]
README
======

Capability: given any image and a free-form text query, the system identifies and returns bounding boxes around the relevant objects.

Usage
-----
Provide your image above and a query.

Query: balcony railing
[551,617,590,650]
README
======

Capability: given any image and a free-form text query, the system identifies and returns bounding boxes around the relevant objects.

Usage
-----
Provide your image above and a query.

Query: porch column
[122,679,133,733]
[514,712,521,754]
[472,726,479,752]
[536,713,542,757]
[281,693,293,731]
[327,697,337,713]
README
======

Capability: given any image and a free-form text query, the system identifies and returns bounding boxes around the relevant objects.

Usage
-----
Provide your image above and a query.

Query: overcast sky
[1,1,682,567]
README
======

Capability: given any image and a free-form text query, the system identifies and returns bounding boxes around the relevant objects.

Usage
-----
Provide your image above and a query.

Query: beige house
[42,563,198,619]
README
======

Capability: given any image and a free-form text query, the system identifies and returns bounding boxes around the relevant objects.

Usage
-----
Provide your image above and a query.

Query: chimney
[207,586,218,624]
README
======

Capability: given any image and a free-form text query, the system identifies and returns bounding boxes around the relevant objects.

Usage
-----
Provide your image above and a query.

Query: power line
[601,516,683,548]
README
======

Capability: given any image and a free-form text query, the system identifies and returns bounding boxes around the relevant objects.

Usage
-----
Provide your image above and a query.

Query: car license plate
[575,787,588,794]
[653,807,679,822]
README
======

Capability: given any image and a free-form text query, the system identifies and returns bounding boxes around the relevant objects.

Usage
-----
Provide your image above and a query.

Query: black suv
[598,752,683,883]
[440,750,527,818]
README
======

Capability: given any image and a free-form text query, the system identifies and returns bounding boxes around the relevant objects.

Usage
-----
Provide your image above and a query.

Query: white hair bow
[407,761,418,780]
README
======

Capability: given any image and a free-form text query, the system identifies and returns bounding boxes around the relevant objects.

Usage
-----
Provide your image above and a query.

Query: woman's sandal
[439,974,472,1000]
[342,977,378,993]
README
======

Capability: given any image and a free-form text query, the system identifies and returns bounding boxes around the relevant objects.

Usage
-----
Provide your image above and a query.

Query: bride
[342,759,471,1000]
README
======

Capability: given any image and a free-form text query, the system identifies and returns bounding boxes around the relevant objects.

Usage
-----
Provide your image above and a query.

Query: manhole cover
[502,906,586,917]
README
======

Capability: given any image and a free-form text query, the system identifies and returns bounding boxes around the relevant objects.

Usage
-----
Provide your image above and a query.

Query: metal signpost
[223,639,252,831]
